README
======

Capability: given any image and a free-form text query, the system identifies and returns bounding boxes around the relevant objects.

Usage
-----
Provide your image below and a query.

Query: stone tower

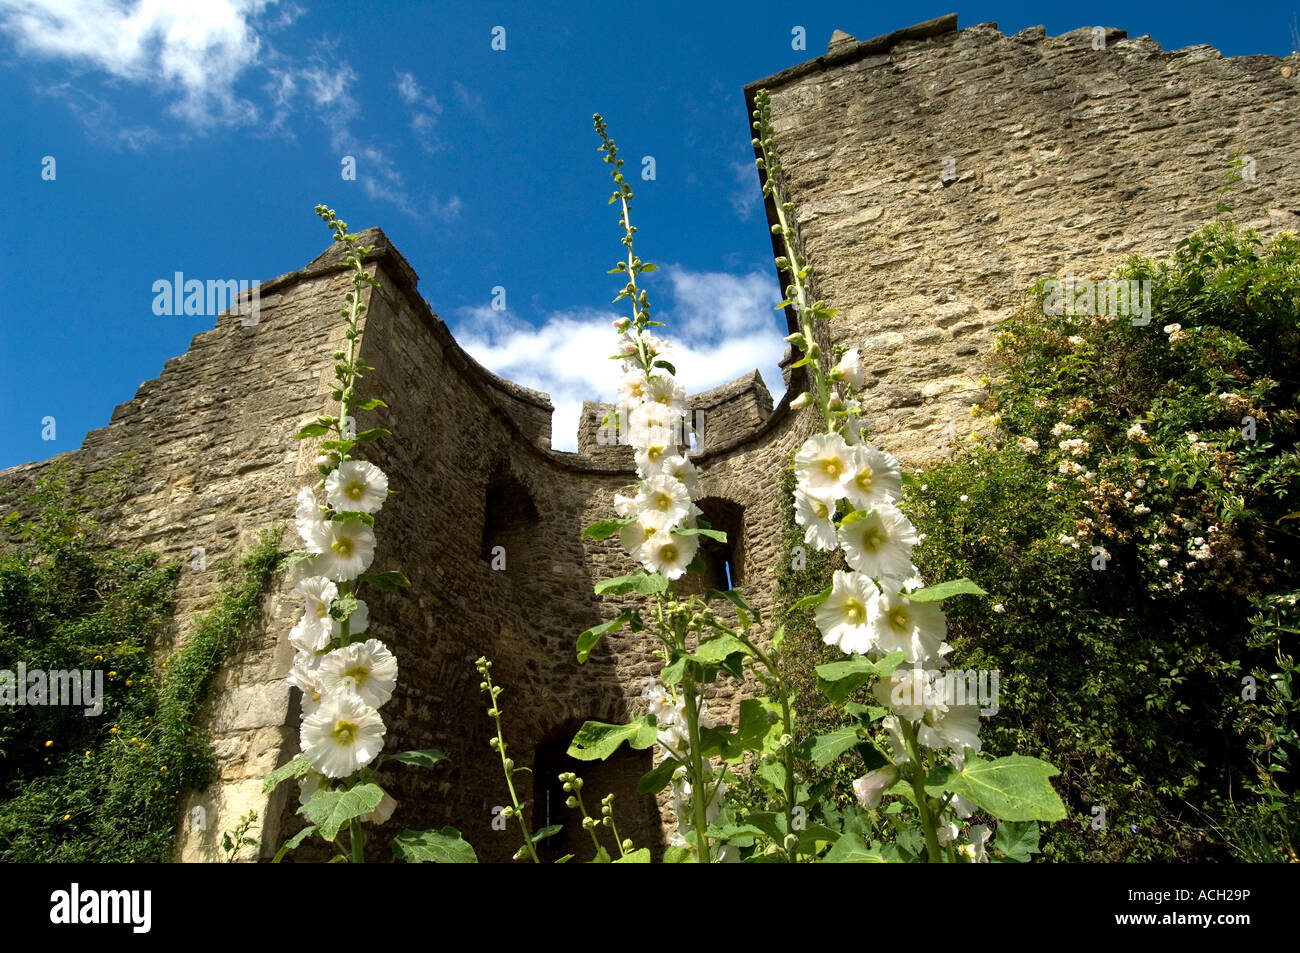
[0,14,1295,861]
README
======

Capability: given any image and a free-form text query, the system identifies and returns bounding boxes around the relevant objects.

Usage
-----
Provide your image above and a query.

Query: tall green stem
[901,720,943,863]
[680,674,712,864]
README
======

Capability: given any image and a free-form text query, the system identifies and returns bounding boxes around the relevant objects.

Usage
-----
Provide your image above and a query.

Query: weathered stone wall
[748,13,1300,467]
[2,12,1294,861]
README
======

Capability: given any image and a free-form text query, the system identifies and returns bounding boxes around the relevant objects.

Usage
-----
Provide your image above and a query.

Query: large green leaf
[814,651,905,704]
[300,783,386,841]
[576,608,634,663]
[263,754,313,795]
[823,832,888,863]
[582,518,632,541]
[392,827,478,863]
[906,578,987,602]
[594,572,668,596]
[692,634,750,664]
[383,748,446,768]
[797,727,861,768]
[638,758,681,795]
[926,756,1066,822]
[992,820,1041,862]
[567,717,658,761]
[725,697,784,760]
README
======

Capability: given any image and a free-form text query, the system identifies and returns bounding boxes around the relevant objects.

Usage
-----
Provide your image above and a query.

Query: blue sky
[1,1,1295,468]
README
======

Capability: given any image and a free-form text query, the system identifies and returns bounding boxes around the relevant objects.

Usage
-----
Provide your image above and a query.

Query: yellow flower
[44,740,53,748]
[63,814,70,821]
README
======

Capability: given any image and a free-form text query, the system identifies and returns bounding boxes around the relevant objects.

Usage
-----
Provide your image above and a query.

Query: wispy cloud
[729,158,761,221]
[0,0,270,127]
[395,68,443,153]
[451,266,786,451]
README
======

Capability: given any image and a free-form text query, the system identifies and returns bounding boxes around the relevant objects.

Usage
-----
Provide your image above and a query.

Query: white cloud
[451,266,787,452]
[0,0,271,127]
[729,159,761,221]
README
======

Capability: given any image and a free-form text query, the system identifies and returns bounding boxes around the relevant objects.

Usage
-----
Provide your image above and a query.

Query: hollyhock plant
[264,207,471,864]
[747,87,1066,862]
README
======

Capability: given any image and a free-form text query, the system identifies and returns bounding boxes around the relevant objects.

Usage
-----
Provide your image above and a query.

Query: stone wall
[747,13,1300,467]
[1,12,1294,861]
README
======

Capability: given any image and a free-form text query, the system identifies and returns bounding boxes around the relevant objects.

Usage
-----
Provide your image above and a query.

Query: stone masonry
[0,14,1295,860]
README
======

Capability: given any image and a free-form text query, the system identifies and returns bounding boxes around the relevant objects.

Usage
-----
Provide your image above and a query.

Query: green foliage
[906,221,1300,860]
[0,461,281,861]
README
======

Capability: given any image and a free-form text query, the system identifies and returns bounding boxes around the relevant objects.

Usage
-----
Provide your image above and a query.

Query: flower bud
[790,392,813,410]
[612,317,631,331]
[828,391,844,410]
[852,765,900,809]
[784,331,806,347]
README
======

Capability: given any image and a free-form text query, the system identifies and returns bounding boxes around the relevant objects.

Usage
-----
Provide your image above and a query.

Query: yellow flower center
[332,537,354,557]
[345,480,366,500]
[813,499,830,519]
[660,544,679,563]
[821,457,843,479]
[856,468,875,492]
[332,719,358,745]
[316,604,329,619]
[653,491,672,510]
[859,525,886,552]
[844,598,865,624]
[888,607,911,632]
[344,666,370,686]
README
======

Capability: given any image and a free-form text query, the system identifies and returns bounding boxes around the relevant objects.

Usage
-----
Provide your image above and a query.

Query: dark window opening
[678,497,744,596]
[481,470,539,566]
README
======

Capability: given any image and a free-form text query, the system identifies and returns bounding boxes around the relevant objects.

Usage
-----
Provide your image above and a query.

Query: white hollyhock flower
[843,416,868,446]
[875,666,944,723]
[816,570,879,654]
[648,375,687,415]
[619,517,659,560]
[296,486,328,553]
[635,474,693,530]
[631,425,677,471]
[301,691,386,778]
[313,519,377,582]
[844,445,903,509]
[918,703,982,765]
[325,460,389,514]
[833,348,866,388]
[852,765,899,809]
[318,638,398,709]
[619,369,650,405]
[793,489,838,552]
[363,792,399,824]
[290,576,338,653]
[661,454,699,496]
[630,399,683,439]
[880,714,910,764]
[795,433,856,500]
[838,504,918,581]
[640,531,699,580]
[287,654,324,715]
[870,588,947,664]
[614,491,639,519]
